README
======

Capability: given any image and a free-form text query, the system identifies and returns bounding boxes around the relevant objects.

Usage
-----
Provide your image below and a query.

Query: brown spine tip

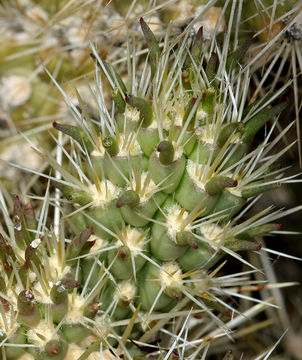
[53,121,57,128]
[255,242,263,251]
[119,250,127,259]
[116,199,122,208]
[173,293,180,301]
[197,26,203,34]
[50,347,59,355]
[1,299,10,312]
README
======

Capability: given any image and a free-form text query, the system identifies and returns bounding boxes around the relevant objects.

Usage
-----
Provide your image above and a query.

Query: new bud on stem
[116,190,140,208]
[125,94,153,127]
[17,290,40,327]
[103,136,119,156]
[157,140,174,165]
[205,176,238,196]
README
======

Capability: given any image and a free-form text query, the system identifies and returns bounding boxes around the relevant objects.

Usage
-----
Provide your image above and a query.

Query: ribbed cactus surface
[0,14,295,360]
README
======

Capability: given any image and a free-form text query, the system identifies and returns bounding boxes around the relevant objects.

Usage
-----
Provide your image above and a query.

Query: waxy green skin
[51,17,287,318]
[1,16,289,360]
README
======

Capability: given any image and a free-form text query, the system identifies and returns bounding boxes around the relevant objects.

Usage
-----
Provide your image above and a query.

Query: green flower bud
[17,290,41,327]
[140,17,161,78]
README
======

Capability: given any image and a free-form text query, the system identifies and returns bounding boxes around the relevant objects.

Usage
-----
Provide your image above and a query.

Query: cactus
[1,3,302,359]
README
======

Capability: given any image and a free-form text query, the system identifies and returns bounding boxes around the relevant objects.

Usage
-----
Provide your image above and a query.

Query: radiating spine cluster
[0,9,298,360]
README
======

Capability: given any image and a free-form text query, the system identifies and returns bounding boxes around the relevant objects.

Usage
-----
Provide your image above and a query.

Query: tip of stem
[119,250,127,259]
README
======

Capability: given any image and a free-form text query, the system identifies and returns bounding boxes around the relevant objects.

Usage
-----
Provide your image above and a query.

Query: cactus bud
[17,290,40,327]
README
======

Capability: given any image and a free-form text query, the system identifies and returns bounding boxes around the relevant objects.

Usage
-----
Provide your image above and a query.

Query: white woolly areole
[195,124,216,145]
[199,223,223,242]
[33,255,71,304]
[172,141,184,161]
[117,226,146,256]
[118,134,141,157]
[125,106,140,123]
[186,160,207,191]
[128,171,157,202]
[65,294,86,324]
[166,204,192,241]
[114,281,136,302]
[27,320,59,346]
[159,263,182,289]
[85,235,108,259]
[91,142,105,157]
[88,181,120,208]
[0,75,31,108]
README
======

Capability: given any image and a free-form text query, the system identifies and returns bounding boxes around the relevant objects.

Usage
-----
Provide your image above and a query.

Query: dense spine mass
[0,12,295,360]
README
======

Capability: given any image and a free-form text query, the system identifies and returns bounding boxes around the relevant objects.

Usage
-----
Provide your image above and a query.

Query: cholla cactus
[1,10,301,360]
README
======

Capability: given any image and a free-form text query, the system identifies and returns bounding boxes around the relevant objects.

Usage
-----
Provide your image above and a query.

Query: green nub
[157,141,174,165]
[103,136,119,156]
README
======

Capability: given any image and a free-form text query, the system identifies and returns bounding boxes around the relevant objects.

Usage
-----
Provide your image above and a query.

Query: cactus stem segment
[102,136,119,157]
[205,176,238,195]
[240,101,288,143]
[116,190,140,208]
[53,122,94,153]
[125,94,153,127]
[242,180,281,198]
[157,140,174,165]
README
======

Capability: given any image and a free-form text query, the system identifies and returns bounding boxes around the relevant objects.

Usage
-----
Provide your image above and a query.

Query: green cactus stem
[17,290,41,327]
[116,190,140,209]
[103,136,119,157]
[205,176,238,196]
